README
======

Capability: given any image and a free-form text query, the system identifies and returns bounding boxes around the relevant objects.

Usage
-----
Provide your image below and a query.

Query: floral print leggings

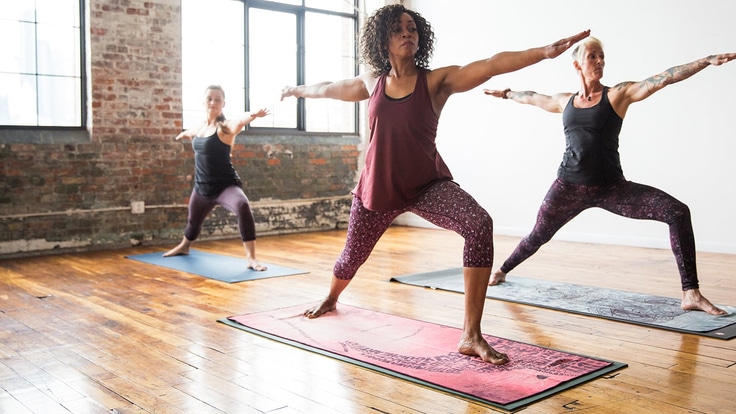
[334,180,493,280]
[499,178,699,290]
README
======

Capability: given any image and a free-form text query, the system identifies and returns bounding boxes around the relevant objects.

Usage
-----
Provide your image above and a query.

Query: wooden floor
[1,226,735,414]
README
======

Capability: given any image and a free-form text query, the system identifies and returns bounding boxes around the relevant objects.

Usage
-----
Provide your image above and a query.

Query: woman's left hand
[483,89,508,99]
[543,30,591,59]
[706,53,736,66]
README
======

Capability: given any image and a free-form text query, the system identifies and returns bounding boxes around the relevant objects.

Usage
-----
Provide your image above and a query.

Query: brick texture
[0,0,356,258]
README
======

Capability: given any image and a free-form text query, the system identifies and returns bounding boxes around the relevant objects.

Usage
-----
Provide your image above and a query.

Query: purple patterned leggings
[500,178,699,290]
[184,186,256,242]
[334,180,493,280]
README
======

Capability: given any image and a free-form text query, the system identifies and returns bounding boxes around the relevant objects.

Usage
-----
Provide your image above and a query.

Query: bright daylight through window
[0,0,83,127]
[181,0,367,133]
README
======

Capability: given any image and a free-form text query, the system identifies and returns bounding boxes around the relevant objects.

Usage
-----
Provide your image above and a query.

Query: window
[0,0,84,127]
[181,0,359,133]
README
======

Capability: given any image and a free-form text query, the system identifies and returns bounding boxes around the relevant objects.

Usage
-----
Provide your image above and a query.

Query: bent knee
[236,202,252,216]
[669,201,691,223]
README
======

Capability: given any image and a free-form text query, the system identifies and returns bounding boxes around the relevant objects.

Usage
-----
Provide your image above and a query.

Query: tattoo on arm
[642,59,711,92]
[612,81,634,91]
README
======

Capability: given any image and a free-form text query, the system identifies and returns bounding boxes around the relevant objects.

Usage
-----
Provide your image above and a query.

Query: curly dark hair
[359,4,435,76]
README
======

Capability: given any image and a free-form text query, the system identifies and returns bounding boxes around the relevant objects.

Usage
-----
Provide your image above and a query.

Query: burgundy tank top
[353,69,453,211]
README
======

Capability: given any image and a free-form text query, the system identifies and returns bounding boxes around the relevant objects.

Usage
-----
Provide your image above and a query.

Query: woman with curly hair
[281,4,588,364]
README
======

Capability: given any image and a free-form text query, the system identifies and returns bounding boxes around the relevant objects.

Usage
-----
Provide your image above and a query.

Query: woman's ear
[572,60,581,71]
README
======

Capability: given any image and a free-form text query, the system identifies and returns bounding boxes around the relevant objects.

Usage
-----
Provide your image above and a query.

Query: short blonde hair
[571,37,604,63]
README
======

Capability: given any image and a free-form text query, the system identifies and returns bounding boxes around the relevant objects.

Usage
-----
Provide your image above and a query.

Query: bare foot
[248,260,267,271]
[162,243,189,257]
[489,269,507,286]
[681,289,727,316]
[304,299,337,319]
[458,335,510,365]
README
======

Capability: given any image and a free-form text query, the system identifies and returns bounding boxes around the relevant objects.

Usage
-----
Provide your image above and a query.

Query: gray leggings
[500,178,699,290]
[334,180,493,280]
[184,186,256,242]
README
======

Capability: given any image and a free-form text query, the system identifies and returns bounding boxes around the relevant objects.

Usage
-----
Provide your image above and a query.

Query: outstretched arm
[483,88,572,113]
[611,53,736,115]
[435,30,590,96]
[281,73,375,102]
[174,128,197,141]
[228,108,270,133]
[218,108,271,145]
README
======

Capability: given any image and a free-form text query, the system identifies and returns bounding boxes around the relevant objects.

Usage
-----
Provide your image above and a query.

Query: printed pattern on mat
[227,304,619,405]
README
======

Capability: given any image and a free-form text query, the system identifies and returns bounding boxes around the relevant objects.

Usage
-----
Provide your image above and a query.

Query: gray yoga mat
[391,269,736,339]
[127,249,309,283]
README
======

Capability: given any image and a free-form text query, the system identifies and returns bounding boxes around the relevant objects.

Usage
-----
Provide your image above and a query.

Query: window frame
[244,0,360,135]
[0,0,87,142]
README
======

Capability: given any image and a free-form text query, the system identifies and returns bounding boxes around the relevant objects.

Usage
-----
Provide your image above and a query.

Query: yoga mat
[220,304,626,411]
[126,249,308,283]
[391,269,736,339]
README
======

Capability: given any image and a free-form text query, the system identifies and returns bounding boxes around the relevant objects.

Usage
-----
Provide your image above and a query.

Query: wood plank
[1,227,735,413]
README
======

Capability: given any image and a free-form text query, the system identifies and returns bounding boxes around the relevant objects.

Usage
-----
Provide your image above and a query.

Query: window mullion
[244,5,250,116]
[296,10,305,131]
[34,9,40,126]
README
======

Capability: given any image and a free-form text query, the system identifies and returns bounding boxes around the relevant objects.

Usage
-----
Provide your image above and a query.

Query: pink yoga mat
[224,304,625,410]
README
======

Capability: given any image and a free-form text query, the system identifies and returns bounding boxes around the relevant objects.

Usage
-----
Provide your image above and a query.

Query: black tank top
[192,131,242,197]
[558,87,625,185]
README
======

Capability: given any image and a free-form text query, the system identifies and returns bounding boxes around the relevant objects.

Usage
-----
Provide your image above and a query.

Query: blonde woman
[485,38,735,315]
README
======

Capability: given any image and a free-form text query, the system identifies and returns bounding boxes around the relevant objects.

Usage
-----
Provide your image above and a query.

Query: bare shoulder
[425,65,461,95]
[359,72,380,95]
[426,65,459,83]
[609,81,636,92]
[606,81,637,104]
[553,92,575,110]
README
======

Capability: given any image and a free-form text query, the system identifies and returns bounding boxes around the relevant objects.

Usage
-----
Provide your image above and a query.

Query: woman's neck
[580,81,604,101]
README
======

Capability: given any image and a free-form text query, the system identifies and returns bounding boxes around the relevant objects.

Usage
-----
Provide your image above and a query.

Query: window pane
[0,73,39,126]
[305,0,355,13]
[37,24,81,77]
[0,1,35,21]
[0,20,36,74]
[37,75,81,126]
[248,8,296,129]
[36,0,79,26]
[304,12,356,132]
[0,0,83,128]
[181,0,244,129]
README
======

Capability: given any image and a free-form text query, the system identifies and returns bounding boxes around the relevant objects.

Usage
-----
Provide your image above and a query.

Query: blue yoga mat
[391,269,736,339]
[127,249,309,283]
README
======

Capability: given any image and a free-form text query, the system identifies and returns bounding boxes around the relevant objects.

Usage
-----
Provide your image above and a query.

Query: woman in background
[164,85,270,272]
[485,37,735,315]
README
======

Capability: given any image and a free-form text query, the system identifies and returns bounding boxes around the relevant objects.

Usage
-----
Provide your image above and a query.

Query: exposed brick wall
[0,0,357,259]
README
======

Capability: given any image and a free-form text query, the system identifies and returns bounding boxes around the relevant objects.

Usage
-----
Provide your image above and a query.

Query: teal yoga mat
[127,249,309,283]
[391,269,736,339]
[221,303,626,412]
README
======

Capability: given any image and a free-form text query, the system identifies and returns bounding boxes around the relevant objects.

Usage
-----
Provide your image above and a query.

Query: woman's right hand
[483,89,507,99]
[174,130,194,141]
[280,86,296,101]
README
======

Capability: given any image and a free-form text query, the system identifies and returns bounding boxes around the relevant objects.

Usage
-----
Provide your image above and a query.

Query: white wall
[395,0,736,254]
